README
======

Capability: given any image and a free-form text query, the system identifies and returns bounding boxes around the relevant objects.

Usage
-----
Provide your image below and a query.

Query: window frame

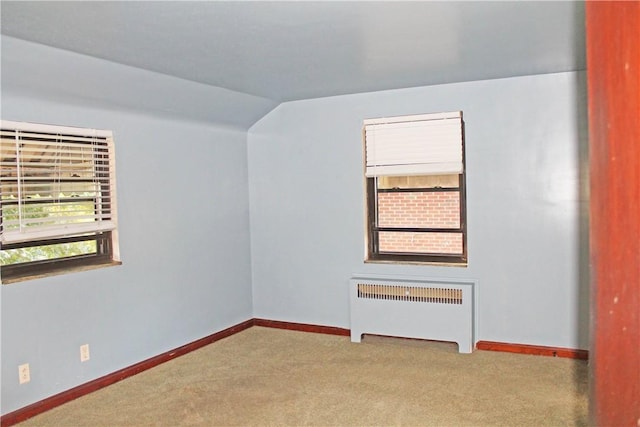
[0,233,117,282]
[1,121,121,284]
[366,173,467,264]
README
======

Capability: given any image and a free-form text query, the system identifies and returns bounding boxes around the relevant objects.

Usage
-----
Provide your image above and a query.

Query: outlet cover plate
[80,344,90,362]
[19,363,30,384]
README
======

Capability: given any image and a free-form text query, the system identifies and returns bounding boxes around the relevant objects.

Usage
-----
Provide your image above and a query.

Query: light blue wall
[247,71,589,350]
[1,53,254,414]
[1,34,590,416]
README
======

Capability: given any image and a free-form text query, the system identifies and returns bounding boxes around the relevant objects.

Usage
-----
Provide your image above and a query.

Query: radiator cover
[350,275,475,353]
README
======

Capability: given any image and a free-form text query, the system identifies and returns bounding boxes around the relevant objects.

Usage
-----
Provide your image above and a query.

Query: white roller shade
[1,120,117,245]
[364,111,463,177]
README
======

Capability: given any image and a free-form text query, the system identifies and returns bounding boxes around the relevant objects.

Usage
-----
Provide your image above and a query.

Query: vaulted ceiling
[1,1,586,127]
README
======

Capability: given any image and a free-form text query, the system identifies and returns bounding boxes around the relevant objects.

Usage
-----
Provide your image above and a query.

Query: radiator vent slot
[357,283,462,305]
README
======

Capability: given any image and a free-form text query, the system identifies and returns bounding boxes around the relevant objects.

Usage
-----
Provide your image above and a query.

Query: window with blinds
[1,120,120,283]
[363,112,467,264]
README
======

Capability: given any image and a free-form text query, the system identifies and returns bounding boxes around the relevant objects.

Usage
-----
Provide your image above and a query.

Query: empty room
[1,1,638,426]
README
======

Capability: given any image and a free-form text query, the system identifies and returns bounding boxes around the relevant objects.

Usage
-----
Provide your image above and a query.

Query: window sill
[364,259,468,268]
[1,260,122,285]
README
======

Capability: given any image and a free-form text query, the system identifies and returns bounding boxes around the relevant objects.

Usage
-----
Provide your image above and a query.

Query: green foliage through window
[1,241,97,265]
[1,198,98,265]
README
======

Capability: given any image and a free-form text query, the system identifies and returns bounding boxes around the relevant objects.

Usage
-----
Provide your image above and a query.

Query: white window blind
[364,111,463,177]
[0,120,118,245]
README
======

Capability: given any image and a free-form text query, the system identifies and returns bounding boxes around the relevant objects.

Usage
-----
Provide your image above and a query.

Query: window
[1,120,120,283]
[364,112,467,264]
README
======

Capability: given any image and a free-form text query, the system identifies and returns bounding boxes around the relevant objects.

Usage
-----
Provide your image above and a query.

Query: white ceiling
[1,1,585,103]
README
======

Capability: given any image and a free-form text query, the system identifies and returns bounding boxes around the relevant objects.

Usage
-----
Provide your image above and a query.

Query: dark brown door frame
[587,2,640,425]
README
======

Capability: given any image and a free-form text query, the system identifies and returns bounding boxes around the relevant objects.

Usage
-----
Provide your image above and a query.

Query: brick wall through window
[379,231,463,254]
[378,192,460,228]
[377,190,463,254]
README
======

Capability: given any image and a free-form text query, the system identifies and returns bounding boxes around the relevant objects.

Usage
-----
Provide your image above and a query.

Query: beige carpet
[20,326,588,426]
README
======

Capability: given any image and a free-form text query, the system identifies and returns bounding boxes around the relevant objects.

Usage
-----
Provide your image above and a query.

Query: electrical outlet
[18,363,30,384]
[80,344,90,362]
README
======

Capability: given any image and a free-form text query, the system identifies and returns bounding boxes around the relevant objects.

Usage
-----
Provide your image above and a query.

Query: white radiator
[350,275,475,353]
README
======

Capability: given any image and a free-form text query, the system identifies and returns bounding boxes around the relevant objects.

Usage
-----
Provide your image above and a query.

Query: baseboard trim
[253,318,350,336]
[0,319,254,427]
[476,340,589,360]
